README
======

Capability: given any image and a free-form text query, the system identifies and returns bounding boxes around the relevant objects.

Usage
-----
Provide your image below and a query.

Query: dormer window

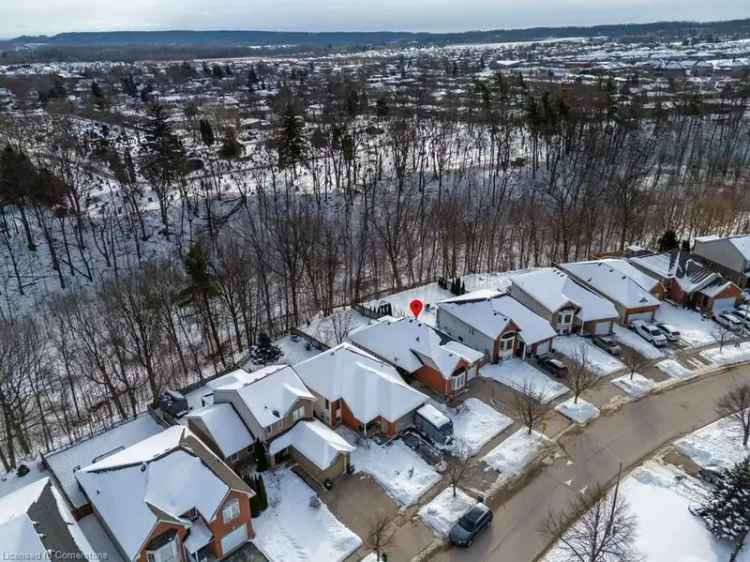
[146,533,179,562]
[223,498,241,524]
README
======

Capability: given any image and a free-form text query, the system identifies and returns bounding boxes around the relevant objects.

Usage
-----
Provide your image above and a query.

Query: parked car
[631,320,667,347]
[449,503,493,547]
[715,311,744,333]
[730,308,750,329]
[414,404,454,445]
[656,323,681,343]
[537,355,568,378]
[592,335,622,356]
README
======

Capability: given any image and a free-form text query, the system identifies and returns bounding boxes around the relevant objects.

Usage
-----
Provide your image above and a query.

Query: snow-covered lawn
[676,414,750,471]
[275,335,324,366]
[554,398,600,424]
[612,373,657,397]
[655,304,718,347]
[613,325,665,359]
[555,335,625,376]
[481,360,569,404]
[701,341,750,367]
[656,359,694,379]
[482,429,550,477]
[252,469,362,562]
[418,487,477,537]
[437,398,513,456]
[349,438,441,507]
[0,457,45,498]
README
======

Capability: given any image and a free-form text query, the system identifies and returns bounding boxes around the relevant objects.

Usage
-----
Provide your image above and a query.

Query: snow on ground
[252,469,362,562]
[555,335,625,376]
[655,305,718,347]
[554,398,600,424]
[436,398,513,456]
[701,341,750,367]
[611,373,657,397]
[345,434,441,507]
[656,359,694,379]
[482,429,550,477]
[481,360,569,404]
[275,335,324,366]
[0,457,45,498]
[676,414,750,470]
[546,462,748,562]
[418,486,477,537]
[613,325,665,359]
[304,308,374,347]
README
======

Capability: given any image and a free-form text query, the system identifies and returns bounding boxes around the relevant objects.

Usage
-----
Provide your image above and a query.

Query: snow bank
[701,341,750,367]
[554,398,600,424]
[252,469,362,562]
[481,360,569,404]
[656,359,694,379]
[418,487,477,537]
[482,429,549,477]
[676,414,750,470]
[611,373,657,397]
[439,398,513,456]
[555,335,625,376]
[350,439,441,507]
[613,325,665,359]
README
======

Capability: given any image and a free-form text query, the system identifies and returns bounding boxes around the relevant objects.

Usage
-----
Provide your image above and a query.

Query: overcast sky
[2,0,748,38]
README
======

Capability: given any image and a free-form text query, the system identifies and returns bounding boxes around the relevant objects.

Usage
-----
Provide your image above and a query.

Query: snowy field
[701,341,750,367]
[252,469,362,562]
[275,335,324,366]
[347,436,441,507]
[436,398,513,456]
[418,487,477,537]
[676,414,750,471]
[482,429,550,477]
[612,373,657,397]
[656,359,694,379]
[481,360,569,404]
[613,325,665,359]
[554,398,600,424]
[555,335,625,376]
[654,305,718,347]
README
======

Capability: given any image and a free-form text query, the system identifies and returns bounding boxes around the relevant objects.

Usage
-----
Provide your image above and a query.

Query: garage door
[221,524,248,556]
[713,297,736,314]
[627,311,654,324]
[594,321,612,335]
[535,340,551,356]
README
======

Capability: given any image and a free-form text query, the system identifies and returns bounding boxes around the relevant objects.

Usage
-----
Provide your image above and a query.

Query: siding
[436,307,494,360]
[207,490,255,559]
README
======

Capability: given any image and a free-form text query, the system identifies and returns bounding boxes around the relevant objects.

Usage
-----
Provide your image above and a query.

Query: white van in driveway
[631,320,667,347]
[715,311,745,333]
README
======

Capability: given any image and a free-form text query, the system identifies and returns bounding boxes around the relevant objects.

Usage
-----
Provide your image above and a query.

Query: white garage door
[627,311,654,324]
[535,340,551,356]
[594,321,612,335]
[712,297,736,313]
[221,524,248,556]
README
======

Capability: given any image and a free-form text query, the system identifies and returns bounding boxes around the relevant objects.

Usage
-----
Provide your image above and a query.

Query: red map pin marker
[409,298,424,319]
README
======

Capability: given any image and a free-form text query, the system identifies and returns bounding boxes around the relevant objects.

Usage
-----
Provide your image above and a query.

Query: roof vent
[415,336,420,342]
[272,409,280,418]
[140,463,147,472]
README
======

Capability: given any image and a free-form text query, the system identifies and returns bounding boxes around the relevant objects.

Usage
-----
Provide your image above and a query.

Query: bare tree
[716,384,750,447]
[621,347,649,381]
[544,474,640,562]
[510,383,552,435]
[330,309,353,345]
[713,323,735,354]
[367,511,393,562]
[568,347,600,403]
[447,440,473,497]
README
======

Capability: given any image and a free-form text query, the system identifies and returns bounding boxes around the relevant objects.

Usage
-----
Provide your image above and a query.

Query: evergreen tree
[658,229,680,252]
[219,127,244,160]
[276,105,307,170]
[91,81,103,99]
[699,457,750,562]
[254,439,269,472]
[376,97,389,118]
[256,474,269,511]
[199,119,215,148]
[183,242,225,364]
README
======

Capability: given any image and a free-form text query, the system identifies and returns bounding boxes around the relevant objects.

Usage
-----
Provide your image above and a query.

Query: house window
[559,312,573,324]
[291,406,305,423]
[450,372,465,392]
[223,498,241,524]
[146,539,178,562]
[500,333,515,351]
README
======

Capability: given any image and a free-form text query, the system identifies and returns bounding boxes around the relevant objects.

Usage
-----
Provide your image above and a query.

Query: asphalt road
[433,364,750,562]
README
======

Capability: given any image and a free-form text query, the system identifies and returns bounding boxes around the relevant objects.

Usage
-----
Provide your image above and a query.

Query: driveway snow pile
[676,414,750,470]
[438,398,513,456]
[554,398,600,424]
[656,359,694,379]
[612,374,657,397]
[482,429,550,477]
[350,439,441,507]
[555,335,625,376]
[481,360,568,404]
[252,469,362,562]
[613,325,665,359]
[701,341,750,367]
[418,487,477,537]
[655,305,718,347]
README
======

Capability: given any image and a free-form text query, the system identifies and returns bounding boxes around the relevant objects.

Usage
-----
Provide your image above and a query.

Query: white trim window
[223,498,241,524]
[450,372,465,392]
[146,538,179,562]
[291,406,305,423]
[558,312,573,325]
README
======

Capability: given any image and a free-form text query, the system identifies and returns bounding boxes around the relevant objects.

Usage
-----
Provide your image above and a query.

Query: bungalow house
[348,317,484,399]
[294,343,428,437]
[628,250,742,314]
[75,426,255,562]
[559,260,661,324]
[0,478,96,561]
[185,403,255,476]
[692,234,750,289]
[437,291,557,360]
[511,269,618,335]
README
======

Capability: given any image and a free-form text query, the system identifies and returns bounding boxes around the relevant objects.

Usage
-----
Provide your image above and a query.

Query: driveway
[432,363,750,562]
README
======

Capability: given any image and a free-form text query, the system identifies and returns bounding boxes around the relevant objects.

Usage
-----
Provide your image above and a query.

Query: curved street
[433,363,750,562]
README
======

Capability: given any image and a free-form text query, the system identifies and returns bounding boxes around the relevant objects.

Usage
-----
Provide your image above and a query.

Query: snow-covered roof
[76,427,237,561]
[512,269,618,322]
[208,365,286,391]
[560,260,660,309]
[628,252,676,279]
[439,288,502,304]
[416,404,451,429]
[45,413,164,509]
[294,344,427,424]
[597,258,661,293]
[699,279,736,299]
[186,403,254,458]
[268,419,355,471]
[349,317,482,377]
[728,235,750,260]
[215,365,315,429]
